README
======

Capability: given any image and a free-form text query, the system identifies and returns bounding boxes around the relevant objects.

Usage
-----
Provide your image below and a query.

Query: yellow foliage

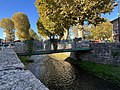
[12,12,31,41]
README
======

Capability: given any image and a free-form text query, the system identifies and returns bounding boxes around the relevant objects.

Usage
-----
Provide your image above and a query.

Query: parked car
[90,40,101,43]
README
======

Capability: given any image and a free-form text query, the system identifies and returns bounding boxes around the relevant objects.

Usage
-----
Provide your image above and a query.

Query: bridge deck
[17,47,93,56]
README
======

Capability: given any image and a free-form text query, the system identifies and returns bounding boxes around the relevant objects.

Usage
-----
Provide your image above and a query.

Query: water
[24,55,120,90]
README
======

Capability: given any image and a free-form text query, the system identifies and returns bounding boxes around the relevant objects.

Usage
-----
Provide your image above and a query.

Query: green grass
[49,52,70,60]
[18,56,34,63]
[76,61,120,86]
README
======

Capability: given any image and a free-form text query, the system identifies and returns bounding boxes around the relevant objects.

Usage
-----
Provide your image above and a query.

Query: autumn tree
[35,0,71,39]
[35,0,115,39]
[89,21,113,40]
[0,18,14,41]
[29,28,37,39]
[12,12,31,41]
[29,28,42,41]
[35,2,64,39]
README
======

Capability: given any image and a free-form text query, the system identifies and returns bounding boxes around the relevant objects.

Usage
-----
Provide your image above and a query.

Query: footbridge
[17,47,92,56]
[13,40,93,56]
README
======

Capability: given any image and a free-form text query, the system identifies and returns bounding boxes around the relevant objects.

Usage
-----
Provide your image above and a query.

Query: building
[72,25,90,40]
[111,17,120,42]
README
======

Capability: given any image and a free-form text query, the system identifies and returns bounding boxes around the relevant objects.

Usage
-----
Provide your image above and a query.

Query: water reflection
[24,55,120,90]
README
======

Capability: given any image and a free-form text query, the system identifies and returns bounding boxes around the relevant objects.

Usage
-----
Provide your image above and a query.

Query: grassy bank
[18,56,34,64]
[49,52,70,60]
[75,61,120,86]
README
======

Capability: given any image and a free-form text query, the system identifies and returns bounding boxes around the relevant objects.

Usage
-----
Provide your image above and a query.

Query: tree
[29,28,37,39]
[29,28,42,41]
[89,21,113,40]
[36,20,52,39]
[35,0,115,39]
[0,18,14,41]
[35,2,64,39]
[35,0,71,39]
[12,12,31,41]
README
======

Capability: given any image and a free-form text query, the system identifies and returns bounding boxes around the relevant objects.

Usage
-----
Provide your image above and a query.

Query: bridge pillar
[70,52,81,60]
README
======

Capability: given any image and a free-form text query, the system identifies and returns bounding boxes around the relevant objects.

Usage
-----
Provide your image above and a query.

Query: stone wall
[0,48,49,90]
[72,43,120,65]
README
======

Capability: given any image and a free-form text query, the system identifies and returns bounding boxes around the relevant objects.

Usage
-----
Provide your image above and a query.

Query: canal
[24,54,120,90]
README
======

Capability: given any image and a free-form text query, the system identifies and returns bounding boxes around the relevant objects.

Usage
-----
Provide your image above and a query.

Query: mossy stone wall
[71,43,120,65]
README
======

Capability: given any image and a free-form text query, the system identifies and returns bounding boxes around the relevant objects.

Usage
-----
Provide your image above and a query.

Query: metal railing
[13,40,90,53]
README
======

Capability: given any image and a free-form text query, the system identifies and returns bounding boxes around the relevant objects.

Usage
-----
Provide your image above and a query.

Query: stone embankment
[72,43,120,65]
[0,48,49,90]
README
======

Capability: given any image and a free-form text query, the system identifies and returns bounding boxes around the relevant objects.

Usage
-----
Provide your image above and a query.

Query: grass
[76,61,120,86]
[18,56,34,63]
[49,52,70,60]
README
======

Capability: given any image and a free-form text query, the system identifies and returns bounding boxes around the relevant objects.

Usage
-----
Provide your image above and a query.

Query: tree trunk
[62,27,69,40]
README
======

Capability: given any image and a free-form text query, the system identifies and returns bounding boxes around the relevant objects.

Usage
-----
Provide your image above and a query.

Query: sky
[0,0,38,39]
[0,0,119,39]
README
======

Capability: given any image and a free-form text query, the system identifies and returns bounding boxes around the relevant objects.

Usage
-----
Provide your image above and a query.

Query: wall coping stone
[0,48,49,90]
